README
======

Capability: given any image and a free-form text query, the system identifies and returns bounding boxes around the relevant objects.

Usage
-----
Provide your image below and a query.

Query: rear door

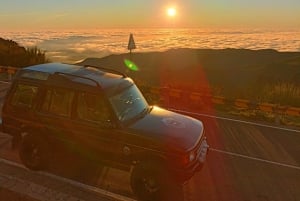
[36,86,75,150]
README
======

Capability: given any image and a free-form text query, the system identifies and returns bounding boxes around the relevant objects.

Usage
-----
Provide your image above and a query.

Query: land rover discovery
[1,63,209,201]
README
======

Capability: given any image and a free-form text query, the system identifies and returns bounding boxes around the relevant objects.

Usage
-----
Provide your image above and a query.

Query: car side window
[77,92,111,122]
[11,83,38,108]
[42,88,74,117]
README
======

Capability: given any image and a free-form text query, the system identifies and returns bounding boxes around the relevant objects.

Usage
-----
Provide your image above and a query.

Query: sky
[1,0,300,31]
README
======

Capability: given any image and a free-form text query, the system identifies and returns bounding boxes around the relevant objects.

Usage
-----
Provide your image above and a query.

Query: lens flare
[124,59,139,71]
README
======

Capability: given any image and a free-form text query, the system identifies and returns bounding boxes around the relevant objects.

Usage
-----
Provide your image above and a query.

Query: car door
[36,86,76,151]
[70,91,124,163]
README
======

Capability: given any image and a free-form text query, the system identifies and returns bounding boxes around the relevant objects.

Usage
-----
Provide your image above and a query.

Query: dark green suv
[1,63,209,201]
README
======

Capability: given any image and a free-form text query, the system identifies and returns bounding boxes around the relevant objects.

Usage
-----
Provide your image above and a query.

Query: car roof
[20,63,133,92]
[25,63,82,74]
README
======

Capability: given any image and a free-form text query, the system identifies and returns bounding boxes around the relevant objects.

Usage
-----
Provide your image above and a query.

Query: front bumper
[173,138,209,183]
[197,138,209,166]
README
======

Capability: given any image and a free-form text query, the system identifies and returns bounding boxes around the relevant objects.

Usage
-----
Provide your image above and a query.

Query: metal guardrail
[141,86,300,117]
[0,66,299,117]
[0,66,19,81]
[0,66,18,73]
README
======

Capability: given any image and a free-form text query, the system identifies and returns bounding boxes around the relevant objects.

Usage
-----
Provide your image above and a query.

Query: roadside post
[127,33,136,54]
[125,34,138,76]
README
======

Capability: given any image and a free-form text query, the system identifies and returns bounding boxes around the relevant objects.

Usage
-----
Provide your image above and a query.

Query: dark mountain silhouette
[78,49,299,86]
[78,48,300,106]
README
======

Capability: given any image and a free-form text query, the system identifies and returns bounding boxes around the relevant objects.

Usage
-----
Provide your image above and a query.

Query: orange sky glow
[0,0,299,31]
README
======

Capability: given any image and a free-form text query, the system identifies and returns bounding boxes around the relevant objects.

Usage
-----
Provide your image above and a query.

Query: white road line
[210,148,300,170]
[171,108,300,133]
[0,158,136,201]
[0,81,11,84]
[0,158,24,169]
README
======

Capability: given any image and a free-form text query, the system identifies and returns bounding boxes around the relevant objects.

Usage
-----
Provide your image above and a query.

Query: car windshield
[108,84,148,122]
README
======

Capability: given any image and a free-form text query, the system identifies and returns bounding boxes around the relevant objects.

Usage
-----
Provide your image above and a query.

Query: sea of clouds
[1,28,300,63]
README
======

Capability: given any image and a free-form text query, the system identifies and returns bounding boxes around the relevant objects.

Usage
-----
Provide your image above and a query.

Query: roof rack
[83,65,127,78]
[53,72,101,88]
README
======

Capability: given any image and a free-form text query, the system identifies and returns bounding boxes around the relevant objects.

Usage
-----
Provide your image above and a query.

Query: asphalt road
[1,114,299,201]
[0,81,300,201]
[183,114,300,201]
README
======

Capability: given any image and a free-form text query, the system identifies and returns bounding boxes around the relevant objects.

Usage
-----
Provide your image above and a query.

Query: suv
[2,63,208,200]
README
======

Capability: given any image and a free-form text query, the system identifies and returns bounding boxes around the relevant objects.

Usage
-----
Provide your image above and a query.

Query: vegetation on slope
[0,37,49,67]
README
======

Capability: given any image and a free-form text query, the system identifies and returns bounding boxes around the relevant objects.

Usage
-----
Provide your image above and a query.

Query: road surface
[0,81,299,201]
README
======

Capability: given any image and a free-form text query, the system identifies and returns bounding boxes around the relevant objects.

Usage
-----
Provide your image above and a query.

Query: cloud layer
[1,28,300,63]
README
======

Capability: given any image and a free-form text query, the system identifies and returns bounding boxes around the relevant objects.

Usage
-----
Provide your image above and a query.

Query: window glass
[11,84,38,108]
[42,88,74,117]
[20,71,49,80]
[109,85,148,122]
[77,92,110,122]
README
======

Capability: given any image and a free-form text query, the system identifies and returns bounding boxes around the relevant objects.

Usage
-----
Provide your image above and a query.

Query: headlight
[189,152,195,162]
[181,152,196,166]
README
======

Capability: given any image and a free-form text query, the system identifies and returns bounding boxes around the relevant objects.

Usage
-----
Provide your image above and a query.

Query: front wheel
[19,134,49,171]
[130,161,183,201]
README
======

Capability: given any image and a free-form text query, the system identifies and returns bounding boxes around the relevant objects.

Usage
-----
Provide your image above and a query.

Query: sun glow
[167,7,177,17]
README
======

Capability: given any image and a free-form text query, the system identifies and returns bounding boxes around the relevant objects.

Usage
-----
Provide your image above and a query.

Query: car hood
[126,106,204,152]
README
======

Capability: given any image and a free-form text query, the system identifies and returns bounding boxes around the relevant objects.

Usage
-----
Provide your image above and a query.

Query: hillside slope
[0,37,48,67]
[78,49,300,101]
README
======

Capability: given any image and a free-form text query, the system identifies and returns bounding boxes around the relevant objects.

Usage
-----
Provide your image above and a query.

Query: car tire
[130,161,184,201]
[19,134,49,171]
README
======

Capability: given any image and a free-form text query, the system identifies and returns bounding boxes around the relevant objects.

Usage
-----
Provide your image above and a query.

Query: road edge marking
[0,158,136,201]
[210,148,300,170]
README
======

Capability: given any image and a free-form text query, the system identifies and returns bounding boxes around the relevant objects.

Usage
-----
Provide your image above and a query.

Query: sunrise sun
[167,7,177,17]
